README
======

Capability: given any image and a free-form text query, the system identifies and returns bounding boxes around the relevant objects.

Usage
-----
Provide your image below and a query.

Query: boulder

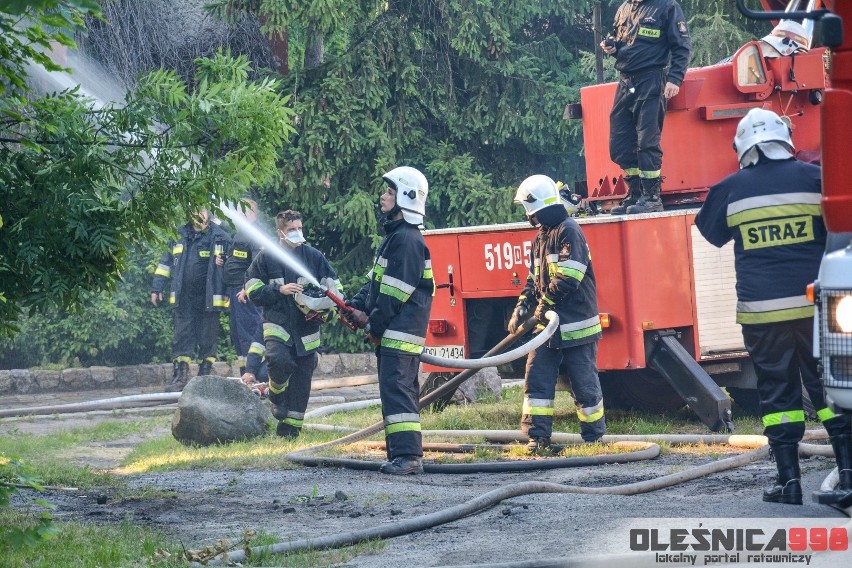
[32,370,61,390]
[171,375,272,446]
[11,369,35,394]
[451,367,502,404]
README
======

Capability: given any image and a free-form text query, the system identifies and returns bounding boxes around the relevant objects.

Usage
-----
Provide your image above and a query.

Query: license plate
[423,345,465,359]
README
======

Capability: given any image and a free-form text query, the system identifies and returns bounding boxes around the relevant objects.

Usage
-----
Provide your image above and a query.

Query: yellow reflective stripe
[284,417,303,427]
[542,296,555,306]
[199,250,211,257]
[577,401,605,423]
[249,342,265,356]
[817,407,837,422]
[212,295,228,307]
[624,168,640,176]
[172,244,184,255]
[302,331,321,351]
[736,306,814,324]
[523,397,555,416]
[380,338,423,354]
[169,292,176,304]
[155,263,171,277]
[561,323,602,341]
[380,275,415,302]
[727,204,822,228]
[380,283,411,302]
[232,249,248,258]
[638,27,660,38]
[268,380,287,394]
[204,356,216,363]
[544,196,557,205]
[762,410,805,427]
[175,356,192,363]
[263,323,290,342]
[639,170,661,178]
[246,279,264,294]
[385,422,421,435]
[554,264,585,282]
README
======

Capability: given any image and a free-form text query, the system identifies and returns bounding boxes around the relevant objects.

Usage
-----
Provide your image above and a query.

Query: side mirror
[814,13,844,48]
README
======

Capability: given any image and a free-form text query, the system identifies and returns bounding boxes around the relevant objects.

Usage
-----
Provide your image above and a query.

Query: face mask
[284,229,306,246]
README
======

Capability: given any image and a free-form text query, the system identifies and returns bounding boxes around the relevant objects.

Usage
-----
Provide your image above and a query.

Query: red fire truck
[421,0,830,432]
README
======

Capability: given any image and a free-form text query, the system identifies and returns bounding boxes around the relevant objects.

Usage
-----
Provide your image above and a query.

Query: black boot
[276,421,300,439]
[379,455,424,475]
[268,385,288,421]
[763,444,803,505]
[526,437,560,456]
[610,176,642,215]
[165,361,190,392]
[813,434,852,507]
[626,177,664,214]
[197,359,213,377]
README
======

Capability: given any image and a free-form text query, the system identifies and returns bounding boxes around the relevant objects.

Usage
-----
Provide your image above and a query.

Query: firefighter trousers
[172,298,219,364]
[743,318,851,446]
[378,352,423,460]
[265,340,317,432]
[227,287,267,380]
[522,341,606,442]
[609,68,667,178]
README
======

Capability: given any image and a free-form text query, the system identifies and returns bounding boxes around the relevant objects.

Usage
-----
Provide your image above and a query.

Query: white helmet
[733,108,793,162]
[514,175,561,217]
[761,20,809,57]
[383,166,428,225]
[293,277,342,322]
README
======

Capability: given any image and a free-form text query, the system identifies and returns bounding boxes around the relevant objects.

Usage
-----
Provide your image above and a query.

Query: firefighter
[601,0,692,214]
[695,108,852,505]
[509,175,606,452]
[151,208,231,392]
[343,167,434,475]
[223,198,268,386]
[245,210,340,438]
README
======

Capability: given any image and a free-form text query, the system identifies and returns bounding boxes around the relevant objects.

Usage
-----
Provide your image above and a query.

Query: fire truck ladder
[647,330,735,433]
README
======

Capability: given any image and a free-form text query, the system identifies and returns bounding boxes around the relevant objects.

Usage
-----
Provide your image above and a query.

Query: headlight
[835,295,852,333]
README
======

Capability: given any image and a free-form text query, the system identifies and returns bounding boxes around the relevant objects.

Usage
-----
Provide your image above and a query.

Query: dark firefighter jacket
[224,227,263,290]
[244,244,338,356]
[695,158,825,324]
[349,218,434,356]
[151,222,231,310]
[517,217,602,349]
[609,0,692,86]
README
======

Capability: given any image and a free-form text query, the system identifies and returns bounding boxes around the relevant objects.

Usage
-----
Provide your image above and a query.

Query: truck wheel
[600,370,685,412]
[420,372,458,411]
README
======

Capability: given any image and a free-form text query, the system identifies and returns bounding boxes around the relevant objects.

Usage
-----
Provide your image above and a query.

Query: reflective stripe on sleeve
[523,397,555,416]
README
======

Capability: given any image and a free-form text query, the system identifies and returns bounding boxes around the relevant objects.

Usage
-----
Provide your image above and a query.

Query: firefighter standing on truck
[152,208,231,392]
[696,108,852,505]
[509,175,606,453]
[601,0,692,215]
[223,198,268,386]
[245,210,341,438]
[343,167,434,475]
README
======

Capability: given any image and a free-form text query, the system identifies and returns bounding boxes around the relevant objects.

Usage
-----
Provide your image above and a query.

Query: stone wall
[0,353,377,395]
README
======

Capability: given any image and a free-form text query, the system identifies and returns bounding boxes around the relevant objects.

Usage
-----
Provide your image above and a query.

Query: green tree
[0,1,295,338]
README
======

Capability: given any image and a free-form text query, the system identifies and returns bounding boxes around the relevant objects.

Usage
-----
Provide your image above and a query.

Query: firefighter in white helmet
[344,166,434,474]
[696,108,852,505]
[509,175,606,452]
[245,210,341,438]
[760,20,810,58]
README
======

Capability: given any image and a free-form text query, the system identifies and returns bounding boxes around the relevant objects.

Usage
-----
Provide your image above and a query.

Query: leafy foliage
[0,457,58,549]
[0,1,295,339]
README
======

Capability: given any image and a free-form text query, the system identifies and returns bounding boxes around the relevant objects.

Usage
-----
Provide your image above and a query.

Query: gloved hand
[534,300,552,325]
[365,332,380,346]
[507,304,528,334]
[342,308,369,329]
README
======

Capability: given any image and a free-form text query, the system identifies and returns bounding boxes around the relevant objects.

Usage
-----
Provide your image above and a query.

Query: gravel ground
[3,387,851,567]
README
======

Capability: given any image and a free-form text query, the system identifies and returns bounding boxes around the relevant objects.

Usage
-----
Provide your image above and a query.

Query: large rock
[11,369,35,393]
[32,370,61,390]
[451,367,503,404]
[171,375,272,446]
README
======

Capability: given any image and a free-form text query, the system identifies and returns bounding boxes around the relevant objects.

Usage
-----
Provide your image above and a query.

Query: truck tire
[600,370,685,412]
[419,372,458,411]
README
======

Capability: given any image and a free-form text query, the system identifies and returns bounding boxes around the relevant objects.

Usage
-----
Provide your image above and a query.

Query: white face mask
[284,229,306,246]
